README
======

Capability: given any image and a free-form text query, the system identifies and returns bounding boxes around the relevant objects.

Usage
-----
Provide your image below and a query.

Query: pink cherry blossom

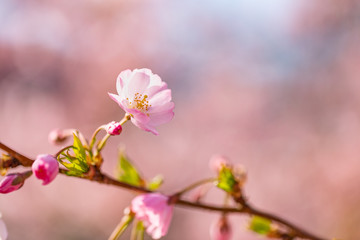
[0,174,24,194]
[32,154,59,185]
[131,193,174,239]
[109,68,175,135]
[210,215,232,240]
[48,129,65,145]
[105,121,122,135]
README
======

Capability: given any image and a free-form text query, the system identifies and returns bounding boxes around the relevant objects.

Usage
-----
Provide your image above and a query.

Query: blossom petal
[144,82,168,99]
[148,102,174,114]
[116,69,132,96]
[132,118,159,135]
[127,71,150,98]
[149,89,172,106]
[108,93,126,111]
[131,193,173,239]
[149,73,163,87]
[149,109,174,126]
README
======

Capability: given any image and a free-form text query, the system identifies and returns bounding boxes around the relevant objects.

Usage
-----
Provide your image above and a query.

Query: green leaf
[249,216,272,235]
[147,174,163,190]
[217,167,237,193]
[56,133,89,176]
[72,133,88,168]
[117,151,144,187]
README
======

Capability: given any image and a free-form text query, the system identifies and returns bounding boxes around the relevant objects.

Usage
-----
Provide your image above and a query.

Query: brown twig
[0,142,33,167]
[0,142,329,240]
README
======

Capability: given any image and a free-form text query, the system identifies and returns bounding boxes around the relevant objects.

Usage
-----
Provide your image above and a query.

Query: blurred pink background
[1,0,360,239]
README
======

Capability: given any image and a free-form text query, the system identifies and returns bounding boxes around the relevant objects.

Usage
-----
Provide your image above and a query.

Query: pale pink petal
[148,102,174,114]
[149,74,163,86]
[108,93,126,111]
[116,70,130,95]
[122,104,145,116]
[143,82,168,99]
[131,193,173,239]
[135,68,152,75]
[127,71,150,98]
[148,89,172,106]
[132,118,159,135]
[149,110,174,126]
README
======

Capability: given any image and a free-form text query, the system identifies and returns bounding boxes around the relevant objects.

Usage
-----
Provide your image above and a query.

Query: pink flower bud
[209,155,231,173]
[48,129,68,145]
[210,215,232,240]
[131,193,174,239]
[105,121,122,135]
[0,174,25,194]
[32,154,59,185]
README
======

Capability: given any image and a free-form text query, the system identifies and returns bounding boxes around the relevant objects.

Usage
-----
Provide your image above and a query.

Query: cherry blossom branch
[0,142,328,240]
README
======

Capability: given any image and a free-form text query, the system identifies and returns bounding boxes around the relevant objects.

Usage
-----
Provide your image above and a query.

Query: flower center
[127,93,151,112]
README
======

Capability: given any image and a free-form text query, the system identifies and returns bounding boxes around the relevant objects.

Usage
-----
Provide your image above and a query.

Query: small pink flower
[109,68,175,135]
[209,155,231,173]
[0,174,24,194]
[48,129,69,145]
[32,154,59,185]
[105,121,122,135]
[210,215,232,240]
[131,193,174,239]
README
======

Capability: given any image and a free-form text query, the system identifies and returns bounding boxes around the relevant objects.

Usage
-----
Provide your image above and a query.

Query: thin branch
[0,142,33,167]
[245,203,326,240]
[0,142,329,240]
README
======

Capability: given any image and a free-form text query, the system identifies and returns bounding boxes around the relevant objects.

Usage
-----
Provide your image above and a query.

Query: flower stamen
[127,93,151,112]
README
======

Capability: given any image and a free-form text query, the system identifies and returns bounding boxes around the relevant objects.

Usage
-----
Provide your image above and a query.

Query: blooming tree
[0,69,333,240]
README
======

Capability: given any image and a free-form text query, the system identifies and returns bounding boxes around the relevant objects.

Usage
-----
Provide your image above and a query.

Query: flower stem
[96,114,131,152]
[173,177,217,197]
[96,133,111,152]
[108,214,134,240]
[89,126,106,151]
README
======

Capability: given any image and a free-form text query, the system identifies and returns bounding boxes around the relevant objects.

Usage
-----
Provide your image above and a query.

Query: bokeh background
[1,0,360,239]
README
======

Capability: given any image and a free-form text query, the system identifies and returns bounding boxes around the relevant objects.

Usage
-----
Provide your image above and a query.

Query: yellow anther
[129,93,151,112]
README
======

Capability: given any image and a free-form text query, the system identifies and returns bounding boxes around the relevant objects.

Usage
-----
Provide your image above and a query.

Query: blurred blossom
[109,69,175,135]
[0,4,70,51]
[32,154,59,185]
[48,129,69,145]
[131,193,174,239]
[0,213,7,240]
[210,215,232,240]
[209,155,231,173]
